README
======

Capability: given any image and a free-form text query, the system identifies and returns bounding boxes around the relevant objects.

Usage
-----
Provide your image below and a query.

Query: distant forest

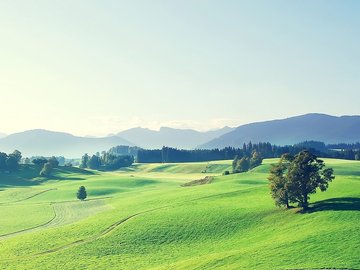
[108,141,360,163]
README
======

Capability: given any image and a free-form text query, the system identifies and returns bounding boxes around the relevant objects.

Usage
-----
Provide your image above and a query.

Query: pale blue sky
[0,0,359,136]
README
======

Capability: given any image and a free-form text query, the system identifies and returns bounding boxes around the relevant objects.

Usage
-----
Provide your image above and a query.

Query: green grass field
[0,159,359,269]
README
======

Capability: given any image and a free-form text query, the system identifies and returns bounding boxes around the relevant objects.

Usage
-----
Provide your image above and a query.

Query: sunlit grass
[0,159,359,269]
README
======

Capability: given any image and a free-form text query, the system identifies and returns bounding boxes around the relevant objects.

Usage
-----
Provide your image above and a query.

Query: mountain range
[0,130,133,158]
[0,126,233,158]
[117,126,234,149]
[199,113,360,149]
[1,114,360,158]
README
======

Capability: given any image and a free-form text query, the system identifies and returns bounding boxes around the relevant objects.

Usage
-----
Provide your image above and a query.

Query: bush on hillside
[77,186,87,200]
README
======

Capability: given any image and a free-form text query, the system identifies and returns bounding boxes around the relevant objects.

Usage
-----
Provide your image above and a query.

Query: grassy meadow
[0,159,359,269]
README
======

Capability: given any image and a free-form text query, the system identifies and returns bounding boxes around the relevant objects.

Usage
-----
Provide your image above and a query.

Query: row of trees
[27,156,66,166]
[135,141,360,163]
[80,152,134,171]
[0,150,22,172]
[268,151,335,210]
[137,147,242,163]
[108,145,141,157]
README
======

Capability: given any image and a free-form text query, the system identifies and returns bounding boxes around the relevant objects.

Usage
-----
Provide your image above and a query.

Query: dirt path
[35,206,168,255]
[0,198,110,240]
[0,188,57,205]
[0,186,259,260]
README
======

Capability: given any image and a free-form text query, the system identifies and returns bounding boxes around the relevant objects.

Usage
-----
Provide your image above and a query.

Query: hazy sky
[1,0,359,136]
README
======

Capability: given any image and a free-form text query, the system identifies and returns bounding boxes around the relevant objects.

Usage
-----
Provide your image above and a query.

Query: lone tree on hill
[268,151,334,210]
[77,186,87,201]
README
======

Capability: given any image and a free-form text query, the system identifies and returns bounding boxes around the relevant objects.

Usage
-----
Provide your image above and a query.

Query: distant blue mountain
[0,129,134,158]
[199,114,360,149]
[117,126,234,149]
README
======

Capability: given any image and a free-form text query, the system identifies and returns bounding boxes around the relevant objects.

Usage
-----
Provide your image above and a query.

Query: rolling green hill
[0,159,359,269]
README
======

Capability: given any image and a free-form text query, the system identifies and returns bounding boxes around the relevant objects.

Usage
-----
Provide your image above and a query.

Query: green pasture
[0,159,359,269]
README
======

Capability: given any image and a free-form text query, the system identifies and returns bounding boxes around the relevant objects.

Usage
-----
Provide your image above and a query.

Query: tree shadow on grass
[0,173,85,188]
[306,197,360,213]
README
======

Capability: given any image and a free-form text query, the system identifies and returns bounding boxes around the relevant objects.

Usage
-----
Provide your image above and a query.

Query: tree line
[108,145,141,157]
[135,141,360,163]
[80,151,134,171]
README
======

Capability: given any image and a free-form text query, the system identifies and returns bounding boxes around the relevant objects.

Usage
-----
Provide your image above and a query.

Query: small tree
[24,157,31,165]
[77,186,87,201]
[250,150,263,169]
[87,155,101,170]
[232,155,239,173]
[237,157,250,172]
[80,154,90,168]
[11,150,22,163]
[40,162,53,177]
[48,156,59,167]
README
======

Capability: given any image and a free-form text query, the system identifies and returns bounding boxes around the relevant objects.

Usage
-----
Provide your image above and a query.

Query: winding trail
[0,198,110,240]
[1,186,258,259]
[0,205,57,240]
[0,188,57,205]
[31,188,257,256]
[35,206,168,255]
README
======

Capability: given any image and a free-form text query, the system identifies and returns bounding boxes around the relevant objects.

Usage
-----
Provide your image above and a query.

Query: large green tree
[268,154,293,208]
[268,151,334,210]
[287,151,334,210]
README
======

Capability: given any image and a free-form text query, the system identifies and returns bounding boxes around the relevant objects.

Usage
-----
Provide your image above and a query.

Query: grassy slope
[0,159,359,269]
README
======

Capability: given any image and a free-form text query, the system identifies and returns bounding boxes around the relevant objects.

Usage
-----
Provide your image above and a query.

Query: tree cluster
[0,150,22,172]
[232,151,263,173]
[35,156,59,177]
[268,151,335,210]
[80,152,134,171]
